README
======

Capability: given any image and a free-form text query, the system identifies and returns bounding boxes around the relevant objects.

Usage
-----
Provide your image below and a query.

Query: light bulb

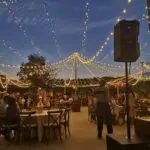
[122,9,127,14]
[128,0,132,4]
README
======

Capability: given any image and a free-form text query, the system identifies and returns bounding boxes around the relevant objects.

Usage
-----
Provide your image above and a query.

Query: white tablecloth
[136,117,150,121]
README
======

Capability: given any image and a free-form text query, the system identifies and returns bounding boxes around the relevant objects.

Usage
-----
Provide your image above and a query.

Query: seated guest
[45,96,51,107]
[37,96,44,108]
[4,96,20,141]
[20,96,25,109]
[0,99,7,114]
[63,95,68,101]
[27,95,32,109]
[5,96,20,125]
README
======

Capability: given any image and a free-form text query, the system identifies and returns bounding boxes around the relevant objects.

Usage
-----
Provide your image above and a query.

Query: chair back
[61,108,70,123]
[0,113,5,131]
[47,110,63,127]
[19,111,36,128]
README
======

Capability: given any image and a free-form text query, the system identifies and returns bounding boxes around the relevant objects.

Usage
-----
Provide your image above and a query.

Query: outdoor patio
[0,107,126,150]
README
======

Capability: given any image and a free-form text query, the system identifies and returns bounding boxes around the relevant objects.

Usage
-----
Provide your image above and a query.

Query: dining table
[20,108,62,142]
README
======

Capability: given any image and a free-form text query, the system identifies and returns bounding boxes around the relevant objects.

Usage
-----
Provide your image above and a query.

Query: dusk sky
[0,0,149,78]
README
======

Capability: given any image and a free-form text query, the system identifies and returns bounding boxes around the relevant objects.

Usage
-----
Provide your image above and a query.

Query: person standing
[94,79,113,139]
[128,87,136,124]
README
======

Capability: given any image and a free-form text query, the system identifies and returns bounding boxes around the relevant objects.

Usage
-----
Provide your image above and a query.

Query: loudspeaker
[147,0,150,31]
[114,20,140,62]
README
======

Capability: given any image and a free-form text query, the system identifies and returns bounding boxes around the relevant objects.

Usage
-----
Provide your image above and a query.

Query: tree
[17,54,56,90]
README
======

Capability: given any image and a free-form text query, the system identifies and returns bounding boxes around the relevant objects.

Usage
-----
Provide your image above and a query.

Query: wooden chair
[1,113,20,144]
[60,108,71,138]
[43,110,63,144]
[19,111,36,143]
[0,113,5,135]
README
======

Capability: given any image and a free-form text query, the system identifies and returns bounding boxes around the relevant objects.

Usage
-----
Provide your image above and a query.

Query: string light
[81,0,90,54]
[99,12,148,65]
[1,40,26,61]
[128,0,132,4]
[43,0,61,58]
[0,0,148,81]
[122,9,127,14]
[117,17,121,22]
[145,6,148,10]
[3,1,41,55]
[64,61,75,86]
[82,63,95,78]
[1,0,138,73]
[0,74,30,89]
[78,0,136,63]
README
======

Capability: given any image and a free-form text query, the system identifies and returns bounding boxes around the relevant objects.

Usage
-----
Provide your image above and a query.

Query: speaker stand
[125,61,131,140]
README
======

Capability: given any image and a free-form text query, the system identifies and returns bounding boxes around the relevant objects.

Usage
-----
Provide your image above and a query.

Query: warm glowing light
[107,37,110,41]
[96,52,100,56]
[117,18,120,22]
[101,46,104,49]
[110,32,114,36]
[122,9,127,14]
[128,0,132,4]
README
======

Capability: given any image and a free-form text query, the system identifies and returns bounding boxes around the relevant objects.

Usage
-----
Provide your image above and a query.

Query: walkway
[0,107,126,150]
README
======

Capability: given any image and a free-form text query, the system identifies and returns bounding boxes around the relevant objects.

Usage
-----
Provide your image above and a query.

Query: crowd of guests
[0,84,149,140]
[0,90,74,113]
[0,89,74,141]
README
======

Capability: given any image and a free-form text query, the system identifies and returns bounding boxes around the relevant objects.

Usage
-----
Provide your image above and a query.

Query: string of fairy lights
[78,0,150,65]
[82,63,95,78]
[43,0,61,58]
[1,0,41,55]
[81,0,90,54]
[0,74,30,89]
[2,40,26,61]
[77,1,130,63]
[100,12,149,65]
[64,61,75,87]
[0,0,149,88]
[0,0,146,68]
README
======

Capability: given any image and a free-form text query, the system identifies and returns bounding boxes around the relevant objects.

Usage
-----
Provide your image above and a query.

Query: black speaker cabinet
[114,20,140,62]
[106,134,150,150]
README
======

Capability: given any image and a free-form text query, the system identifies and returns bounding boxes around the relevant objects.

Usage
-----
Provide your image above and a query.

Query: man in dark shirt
[94,79,113,139]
